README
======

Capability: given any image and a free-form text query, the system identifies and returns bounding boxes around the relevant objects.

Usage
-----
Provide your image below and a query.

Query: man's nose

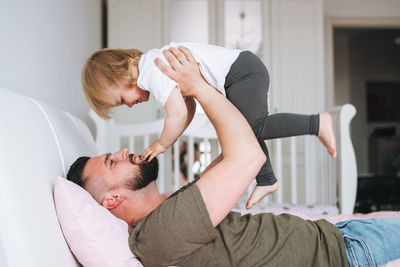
[112,148,129,160]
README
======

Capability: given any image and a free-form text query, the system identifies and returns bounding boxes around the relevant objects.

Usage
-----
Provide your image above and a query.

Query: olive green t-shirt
[129,184,348,267]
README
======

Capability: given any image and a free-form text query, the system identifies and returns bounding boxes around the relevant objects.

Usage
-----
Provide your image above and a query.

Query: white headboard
[0,88,97,267]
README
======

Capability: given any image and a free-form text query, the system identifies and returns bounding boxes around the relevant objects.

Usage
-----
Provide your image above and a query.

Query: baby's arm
[141,86,192,161]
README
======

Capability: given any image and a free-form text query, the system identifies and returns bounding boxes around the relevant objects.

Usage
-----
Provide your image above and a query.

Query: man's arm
[184,96,196,129]
[156,47,266,226]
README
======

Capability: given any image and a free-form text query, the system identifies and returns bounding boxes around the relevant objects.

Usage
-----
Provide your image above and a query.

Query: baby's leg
[225,53,280,205]
[225,50,335,207]
[225,51,292,206]
[245,112,336,208]
[255,112,336,158]
[246,139,279,209]
[318,113,336,158]
[225,51,335,157]
[246,113,333,208]
[254,113,319,139]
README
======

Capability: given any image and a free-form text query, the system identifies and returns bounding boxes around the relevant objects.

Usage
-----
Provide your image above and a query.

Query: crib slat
[304,137,311,204]
[159,154,165,193]
[290,137,297,204]
[144,135,149,148]
[129,136,135,152]
[110,120,118,152]
[173,140,180,190]
[275,139,283,204]
[329,134,337,206]
[304,136,317,204]
[114,133,121,152]
[319,143,325,204]
[188,137,194,182]
[204,138,210,165]
[331,113,339,206]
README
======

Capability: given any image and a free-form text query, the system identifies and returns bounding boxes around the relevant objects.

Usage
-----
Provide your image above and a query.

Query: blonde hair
[81,48,142,119]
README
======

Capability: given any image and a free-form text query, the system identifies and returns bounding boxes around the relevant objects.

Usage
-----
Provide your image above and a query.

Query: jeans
[335,217,400,267]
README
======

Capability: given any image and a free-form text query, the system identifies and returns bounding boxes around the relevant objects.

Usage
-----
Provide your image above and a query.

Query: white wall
[0,0,102,131]
[171,0,209,44]
[269,0,325,114]
[324,0,400,17]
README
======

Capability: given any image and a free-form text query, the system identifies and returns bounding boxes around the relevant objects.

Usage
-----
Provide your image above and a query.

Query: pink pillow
[53,176,143,267]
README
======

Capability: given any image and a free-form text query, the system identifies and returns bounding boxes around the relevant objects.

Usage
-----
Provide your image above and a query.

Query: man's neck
[128,185,164,225]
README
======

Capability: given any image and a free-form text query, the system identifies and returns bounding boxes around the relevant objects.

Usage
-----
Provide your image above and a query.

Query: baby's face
[106,65,150,108]
[107,84,150,108]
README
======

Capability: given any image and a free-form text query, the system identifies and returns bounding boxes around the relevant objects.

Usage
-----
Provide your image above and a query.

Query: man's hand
[155,46,205,97]
[141,139,167,162]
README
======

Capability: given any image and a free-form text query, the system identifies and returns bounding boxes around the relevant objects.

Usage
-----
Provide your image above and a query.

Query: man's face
[82,148,158,203]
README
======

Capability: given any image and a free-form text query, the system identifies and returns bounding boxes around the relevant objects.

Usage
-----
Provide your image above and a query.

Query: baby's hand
[141,140,167,162]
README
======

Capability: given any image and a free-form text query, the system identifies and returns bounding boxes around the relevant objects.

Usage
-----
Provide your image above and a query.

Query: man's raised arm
[155,47,266,226]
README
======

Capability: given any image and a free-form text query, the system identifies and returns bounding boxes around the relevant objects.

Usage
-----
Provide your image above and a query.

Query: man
[68,47,400,267]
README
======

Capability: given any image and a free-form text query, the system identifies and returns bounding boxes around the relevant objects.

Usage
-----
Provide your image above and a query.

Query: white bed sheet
[233,201,339,217]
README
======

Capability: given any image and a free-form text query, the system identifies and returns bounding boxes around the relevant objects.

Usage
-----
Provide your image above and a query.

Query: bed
[90,103,358,216]
[2,87,400,267]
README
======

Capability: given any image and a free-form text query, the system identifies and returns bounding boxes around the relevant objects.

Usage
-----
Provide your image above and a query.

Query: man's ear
[101,192,125,210]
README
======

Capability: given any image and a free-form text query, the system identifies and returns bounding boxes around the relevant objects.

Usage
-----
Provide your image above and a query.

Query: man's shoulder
[128,181,200,233]
[167,178,199,198]
[128,182,218,266]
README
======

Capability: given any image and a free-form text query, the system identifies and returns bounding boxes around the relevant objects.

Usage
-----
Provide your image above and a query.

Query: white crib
[90,104,357,215]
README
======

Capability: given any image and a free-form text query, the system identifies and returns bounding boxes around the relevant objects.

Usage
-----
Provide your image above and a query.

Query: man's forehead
[82,154,107,182]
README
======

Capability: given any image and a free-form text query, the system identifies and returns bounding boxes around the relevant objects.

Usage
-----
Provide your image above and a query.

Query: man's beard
[124,154,159,191]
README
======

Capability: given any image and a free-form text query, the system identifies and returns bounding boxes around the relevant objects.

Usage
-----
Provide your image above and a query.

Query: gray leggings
[225,51,319,186]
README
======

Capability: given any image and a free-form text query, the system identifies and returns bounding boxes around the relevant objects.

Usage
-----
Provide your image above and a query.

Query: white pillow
[53,176,143,267]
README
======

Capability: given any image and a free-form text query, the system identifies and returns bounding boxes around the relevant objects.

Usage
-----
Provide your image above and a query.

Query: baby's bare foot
[246,182,279,209]
[318,112,337,158]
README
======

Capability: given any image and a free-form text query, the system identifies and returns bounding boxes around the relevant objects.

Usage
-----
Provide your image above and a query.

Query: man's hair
[81,48,143,119]
[66,156,90,188]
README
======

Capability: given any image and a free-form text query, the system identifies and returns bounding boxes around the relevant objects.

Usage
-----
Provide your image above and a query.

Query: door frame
[324,16,400,108]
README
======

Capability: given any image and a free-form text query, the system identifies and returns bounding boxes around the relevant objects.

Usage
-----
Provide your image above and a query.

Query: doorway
[328,23,400,212]
[333,28,400,174]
